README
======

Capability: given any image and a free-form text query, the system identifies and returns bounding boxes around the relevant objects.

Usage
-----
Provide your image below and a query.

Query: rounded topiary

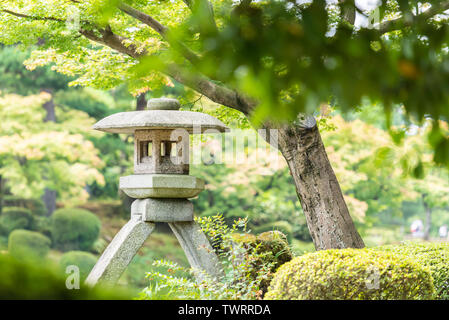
[265,248,435,300]
[375,241,449,300]
[51,208,101,252]
[59,251,97,281]
[8,229,51,261]
[232,231,293,296]
[0,207,34,234]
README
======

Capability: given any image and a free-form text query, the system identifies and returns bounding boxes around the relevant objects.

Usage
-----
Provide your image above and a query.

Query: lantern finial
[147,97,181,111]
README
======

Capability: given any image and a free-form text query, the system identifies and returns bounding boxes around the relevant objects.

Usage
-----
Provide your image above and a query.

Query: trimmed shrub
[2,195,47,216]
[265,248,435,300]
[0,207,34,234]
[51,208,101,251]
[375,241,449,300]
[8,229,51,262]
[0,254,130,299]
[232,231,293,296]
[59,251,97,281]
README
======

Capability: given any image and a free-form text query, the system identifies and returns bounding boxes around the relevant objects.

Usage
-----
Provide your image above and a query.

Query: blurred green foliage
[51,208,101,252]
[0,253,130,299]
[59,251,98,281]
[8,229,51,262]
[0,207,34,235]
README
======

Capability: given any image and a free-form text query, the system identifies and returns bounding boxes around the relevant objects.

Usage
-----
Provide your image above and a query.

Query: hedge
[232,231,293,296]
[8,229,51,262]
[265,248,435,300]
[59,251,97,281]
[2,195,47,216]
[51,208,101,252]
[0,207,33,235]
[375,241,449,300]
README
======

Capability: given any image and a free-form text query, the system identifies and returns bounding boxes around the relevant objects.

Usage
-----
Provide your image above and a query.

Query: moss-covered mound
[266,248,435,300]
[232,230,293,296]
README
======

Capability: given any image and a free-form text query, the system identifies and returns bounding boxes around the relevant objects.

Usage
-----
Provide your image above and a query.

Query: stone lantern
[86,98,227,286]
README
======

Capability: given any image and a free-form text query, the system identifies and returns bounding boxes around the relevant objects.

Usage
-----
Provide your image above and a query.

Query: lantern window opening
[139,140,153,164]
[160,141,179,161]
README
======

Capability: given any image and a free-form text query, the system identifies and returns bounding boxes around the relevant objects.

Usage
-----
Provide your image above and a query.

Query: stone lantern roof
[92,98,229,134]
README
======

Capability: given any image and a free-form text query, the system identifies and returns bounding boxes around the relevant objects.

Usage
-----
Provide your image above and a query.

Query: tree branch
[118,3,167,35]
[1,6,255,115]
[79,26,145,59]
[1,9,64,22]
[117,2,201,66]
[77,21,254,114]
[378,1,449,34]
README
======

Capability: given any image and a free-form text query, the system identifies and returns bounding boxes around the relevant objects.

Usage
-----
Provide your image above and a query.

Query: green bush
[0,236,7,250]
[32,216,52,238]
[375,241,449,300]
[59,251,97,281]
[266,248,435,300]
[0,253,130,299]
[0,207,34,235]
[231,231,293,296]
[51,208,101,252]
[2,195,47,216]
[8,229,51,262]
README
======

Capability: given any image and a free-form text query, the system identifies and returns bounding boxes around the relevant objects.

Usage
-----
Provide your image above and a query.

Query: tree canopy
[0,1,448,168]
[0,93,105,204]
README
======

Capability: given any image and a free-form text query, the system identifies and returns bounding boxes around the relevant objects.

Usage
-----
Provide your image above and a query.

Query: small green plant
[51,208,101,252]
[8,229,51,262]
[59,251,97,281]
[375,241,449,300]
[139,215,287,300]
[265,248,435,300]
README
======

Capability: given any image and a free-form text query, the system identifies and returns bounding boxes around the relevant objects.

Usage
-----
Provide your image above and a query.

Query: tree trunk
[0,174,3,215]
[41,89,57,215]
[42,188,57,216]
[42,89,56,122]
[136,93,147,111]
[274,119,365,250]
[423,197,431,241]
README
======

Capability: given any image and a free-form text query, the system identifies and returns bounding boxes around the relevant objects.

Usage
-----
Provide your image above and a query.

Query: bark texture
[275,120,365,250]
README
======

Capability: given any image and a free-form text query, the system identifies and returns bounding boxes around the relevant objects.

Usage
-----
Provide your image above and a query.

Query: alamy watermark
[65,265,80,290]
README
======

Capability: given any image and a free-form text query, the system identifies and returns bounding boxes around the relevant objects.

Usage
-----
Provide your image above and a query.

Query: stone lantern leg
[85,98,228,286]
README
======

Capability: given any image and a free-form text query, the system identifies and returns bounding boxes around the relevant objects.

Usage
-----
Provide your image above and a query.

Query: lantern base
[131,198,194,222]
[119,174,204,198]
[85,199,223,286]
